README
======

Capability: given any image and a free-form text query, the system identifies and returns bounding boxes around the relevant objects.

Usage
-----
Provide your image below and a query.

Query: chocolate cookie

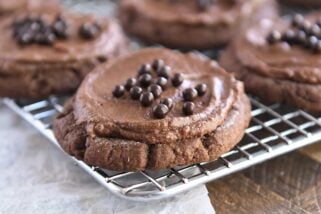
[278,0,321,8]
[220,12,321,112]
[53,48,251,171]
[119,0,278,49]
[0,11,128,99]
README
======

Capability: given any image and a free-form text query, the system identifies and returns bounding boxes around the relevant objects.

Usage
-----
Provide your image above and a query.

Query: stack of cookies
[3,0,319,171]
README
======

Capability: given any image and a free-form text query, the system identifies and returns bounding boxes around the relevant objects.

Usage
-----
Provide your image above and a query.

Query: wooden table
[207,143,321,213]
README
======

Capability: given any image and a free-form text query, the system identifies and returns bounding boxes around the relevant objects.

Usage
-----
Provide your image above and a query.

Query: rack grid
[3,96,321,200]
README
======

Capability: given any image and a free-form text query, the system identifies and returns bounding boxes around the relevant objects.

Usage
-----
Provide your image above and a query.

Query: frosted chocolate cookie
[0,11,128,99]
[53,48,251,171]
[118,0,278,49]
[220,12,321,112]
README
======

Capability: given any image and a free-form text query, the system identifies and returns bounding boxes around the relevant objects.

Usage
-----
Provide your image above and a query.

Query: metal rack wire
[3,96,321,200]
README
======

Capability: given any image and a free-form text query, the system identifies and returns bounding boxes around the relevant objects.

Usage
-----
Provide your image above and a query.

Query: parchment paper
[0,103,215,214]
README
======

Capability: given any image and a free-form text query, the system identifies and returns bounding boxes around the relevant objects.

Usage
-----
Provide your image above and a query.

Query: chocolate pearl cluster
[181,83,207,116]
[112,59,208,119]
[267,14,321,53]
[12,15,65,46]
[12,15,101,46]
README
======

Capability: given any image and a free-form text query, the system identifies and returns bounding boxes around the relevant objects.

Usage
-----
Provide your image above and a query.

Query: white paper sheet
[0,104,215,214]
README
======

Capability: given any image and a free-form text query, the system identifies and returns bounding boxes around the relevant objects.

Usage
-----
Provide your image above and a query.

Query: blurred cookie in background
[0,10,128,99]
[118,0,279,50]
[220,12,321,112]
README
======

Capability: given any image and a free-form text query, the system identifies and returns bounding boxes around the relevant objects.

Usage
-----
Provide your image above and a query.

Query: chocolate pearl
[42,32,56,45]
[125,77,137,91]
[138,73,152,87]
[292,14,304,28]
[140,92,154,107]
[295,30,307,44]
[183,102,195,116]
[183,88,198,101]
[172,73,184,87]
[309,24,321,37]
[112,85,125,98]
[148,84,162,99]
[52,18,68,39]
[282,30,296,44]
[152,59,164,71]
[267,30,282,44]
[30,21,40,31]
[306,36,318,49]
[129,86,143,100]
[47,33,56,44]
[138,64,152,76]
[156,77,168,89]
[18,33,32,45]
[152,104,169,119]
[195,83,207,96]
[160,98,173,110]
[314,41,321,53]
[157,66,171,79]
[79,23,100,39]
[300,20,312,33]
[38,24,49,33]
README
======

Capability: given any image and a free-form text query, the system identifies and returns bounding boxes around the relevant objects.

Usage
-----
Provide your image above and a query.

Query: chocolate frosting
[232,12,321,84]
[74,48,242,144]
[0,11,123,64]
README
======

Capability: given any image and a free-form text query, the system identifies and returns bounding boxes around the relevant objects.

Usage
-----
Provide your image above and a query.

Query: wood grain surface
[207,143,321,214]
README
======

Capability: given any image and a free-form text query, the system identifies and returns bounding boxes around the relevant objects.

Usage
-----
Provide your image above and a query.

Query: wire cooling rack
[3,96,321,200]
